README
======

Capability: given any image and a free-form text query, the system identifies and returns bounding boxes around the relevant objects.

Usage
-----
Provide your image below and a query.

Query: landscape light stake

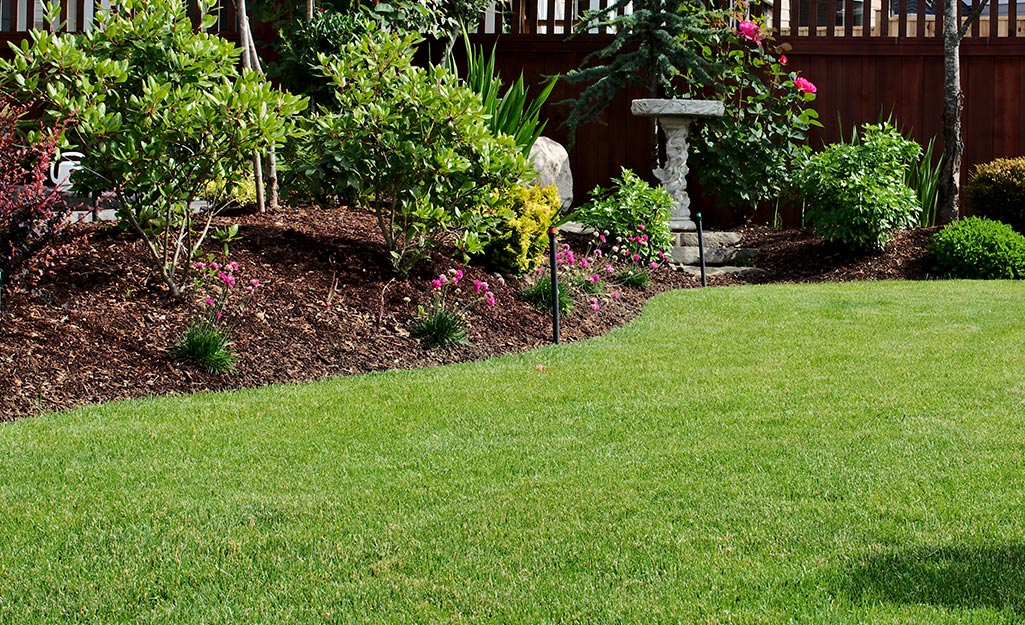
[696,212,707,287]
[549,227,560,344]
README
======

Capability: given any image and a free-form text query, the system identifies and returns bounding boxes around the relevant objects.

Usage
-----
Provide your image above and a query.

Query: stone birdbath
[631,99,725,231]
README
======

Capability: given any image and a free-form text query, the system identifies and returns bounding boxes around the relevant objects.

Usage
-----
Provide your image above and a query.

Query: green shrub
[303,18,532,272]
[477,184,560,276]
[0,0,306,298]
[929,217,1025,279]
[574,169,673,262]
[799,123,921,252]
[965,157,1025,232]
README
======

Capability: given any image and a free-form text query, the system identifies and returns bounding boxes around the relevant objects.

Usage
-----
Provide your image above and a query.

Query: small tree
[938,0,990,223]
[0,0,306,298]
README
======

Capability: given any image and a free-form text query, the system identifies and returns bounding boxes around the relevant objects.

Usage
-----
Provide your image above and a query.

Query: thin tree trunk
[938,0,989,223]
[938,0,963,224]
[306,0,315,19]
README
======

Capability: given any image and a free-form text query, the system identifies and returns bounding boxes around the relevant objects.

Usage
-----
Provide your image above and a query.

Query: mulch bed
[0,208,940,422]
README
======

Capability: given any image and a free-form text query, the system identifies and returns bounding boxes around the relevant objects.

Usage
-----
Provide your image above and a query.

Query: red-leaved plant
[0,99,77,310]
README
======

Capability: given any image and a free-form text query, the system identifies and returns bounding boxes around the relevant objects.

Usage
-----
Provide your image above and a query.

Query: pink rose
[779,54,788,65]
[794,77,817,94]
[738,20,762,44]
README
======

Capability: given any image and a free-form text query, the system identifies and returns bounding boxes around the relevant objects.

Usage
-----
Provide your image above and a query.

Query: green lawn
[3,281,1025,624]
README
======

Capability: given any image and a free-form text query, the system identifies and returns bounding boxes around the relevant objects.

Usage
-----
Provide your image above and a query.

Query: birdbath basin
[631,99,725,231]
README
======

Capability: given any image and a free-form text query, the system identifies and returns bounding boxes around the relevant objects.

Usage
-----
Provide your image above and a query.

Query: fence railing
[2,0,1020,39]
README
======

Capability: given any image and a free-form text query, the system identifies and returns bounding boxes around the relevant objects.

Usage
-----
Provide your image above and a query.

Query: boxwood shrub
[929,216,1025,279]
[965,157,1025,232]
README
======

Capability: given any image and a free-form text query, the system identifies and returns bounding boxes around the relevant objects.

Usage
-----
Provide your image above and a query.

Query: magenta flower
[210,262,220,271]
[632,254,641,262]
[649,261,659,270]
[249,279,260,288]
[581,258,590,269]
[431,278,445,290]
[215,311,223,319]
[193,262,206,270]
[780,54,788,65]
[611,291,620,300]
[218,273,236,287]
[486,294,496,306]
[637,224,646,232]
[455,269,464,280]
[204,297,215,306]
[588,274,600,284]
[795,77,817,94]
[605,264,614,274]
[589,298,600,311]
[738,20,762,44]
[227,261,239,272]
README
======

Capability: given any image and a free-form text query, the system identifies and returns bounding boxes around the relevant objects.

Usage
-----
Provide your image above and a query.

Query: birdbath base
[631,99,725,231]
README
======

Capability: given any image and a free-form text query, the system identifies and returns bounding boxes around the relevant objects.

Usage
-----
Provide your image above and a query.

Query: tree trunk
[306,0,314,19]
[938,0,963,224]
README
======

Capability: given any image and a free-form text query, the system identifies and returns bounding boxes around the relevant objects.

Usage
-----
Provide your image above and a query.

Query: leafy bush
[965,157,1025,232]
[304,19,531,272]
[0,0,306,298]
[477,184,560,275]
[799,123,921,252]
[411,269,496,348]
[574,169,674,262]
[457,40,557,156]
[0,101,74,305]
[929,217,1025,279]
[687,17,820,221]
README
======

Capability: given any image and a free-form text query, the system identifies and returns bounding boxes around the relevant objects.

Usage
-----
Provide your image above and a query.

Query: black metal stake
[696,212,707,287]
[549,227,560,344]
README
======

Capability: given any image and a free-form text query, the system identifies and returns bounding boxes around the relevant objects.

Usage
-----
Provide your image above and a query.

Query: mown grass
[2,281,1025,624]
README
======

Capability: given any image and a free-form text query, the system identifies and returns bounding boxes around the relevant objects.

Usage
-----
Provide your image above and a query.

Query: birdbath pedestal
[631,99,725,231]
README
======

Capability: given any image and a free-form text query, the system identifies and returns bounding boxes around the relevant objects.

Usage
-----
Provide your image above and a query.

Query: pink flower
[599,234,606,243]
[431,278,445,289]
[779,54,788,65]
[738,20,762,44]
[632,254,640,262]
[588,274,600,284]
[454,269,464,280]
[611,291,620,300]
[193,262,206,270]
[794,76,817,94]
[486,294,496,306]
[204,297,215,306]
[581,258,590,269]
[589,298,600,311]
[649,261,659,270]
[249,279,260,288]
[227,261,239,272]
[218,273,236,287]
[637,224,646,231]
[210,262,220,271]
[215,311,223,319]
[605,264,614,274]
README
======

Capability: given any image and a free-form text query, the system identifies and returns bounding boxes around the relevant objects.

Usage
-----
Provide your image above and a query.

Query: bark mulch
[0,209,940,422]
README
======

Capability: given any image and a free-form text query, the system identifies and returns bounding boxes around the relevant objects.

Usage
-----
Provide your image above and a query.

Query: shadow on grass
[840,544,1025,615]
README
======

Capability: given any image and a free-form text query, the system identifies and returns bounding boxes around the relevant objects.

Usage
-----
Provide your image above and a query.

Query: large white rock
[528,136,573,209]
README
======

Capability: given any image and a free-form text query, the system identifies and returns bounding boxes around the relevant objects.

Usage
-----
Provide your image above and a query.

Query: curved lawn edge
[2,280,1025,624]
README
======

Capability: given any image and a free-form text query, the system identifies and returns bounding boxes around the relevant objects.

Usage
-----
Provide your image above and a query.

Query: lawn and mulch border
[1,208,937,421]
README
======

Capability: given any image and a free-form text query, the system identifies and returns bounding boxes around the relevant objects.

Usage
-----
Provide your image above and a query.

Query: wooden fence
[3,1,1023,225]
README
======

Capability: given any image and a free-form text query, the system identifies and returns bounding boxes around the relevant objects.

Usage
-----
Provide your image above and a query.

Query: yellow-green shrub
[966,157,1025,232]
[478,184,560,275]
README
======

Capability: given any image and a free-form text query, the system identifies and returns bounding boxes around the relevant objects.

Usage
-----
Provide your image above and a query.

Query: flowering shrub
[412,268,497,348]
[686,11,820,222]
[172,258,261,373]
[0,101,77,308]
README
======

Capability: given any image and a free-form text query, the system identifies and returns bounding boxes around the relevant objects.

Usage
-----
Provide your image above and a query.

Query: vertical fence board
[992,58,1020,156]
[1009,0,1017,38]
[897,0,907,36]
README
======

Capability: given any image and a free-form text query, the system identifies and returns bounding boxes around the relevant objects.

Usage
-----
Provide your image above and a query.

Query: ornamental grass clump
[799,122,921,252]
[412,269,497,349]
[929,217,1025,279]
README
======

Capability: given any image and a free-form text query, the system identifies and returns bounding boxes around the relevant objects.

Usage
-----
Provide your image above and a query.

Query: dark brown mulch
[0,209,940,422]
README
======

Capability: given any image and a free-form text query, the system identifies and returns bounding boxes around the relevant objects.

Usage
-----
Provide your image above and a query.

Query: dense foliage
[0,0,306,298]
[0,101,73,304]
[574,169,674,262]
[929,216,1025,279]
[799,123,921,252]
[301,18,531,272]
[273,10,371,106]
[965,157,1025,232]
